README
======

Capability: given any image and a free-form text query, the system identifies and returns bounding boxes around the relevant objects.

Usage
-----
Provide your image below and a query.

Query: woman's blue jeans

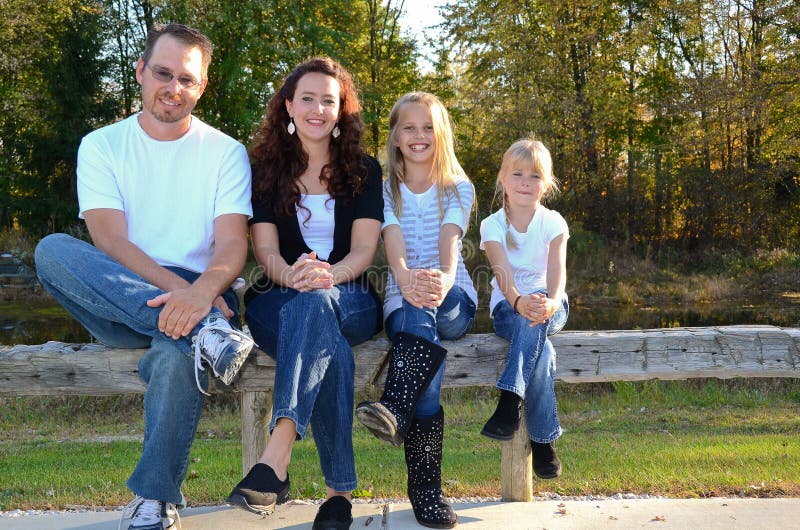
[33,233,238,506]
[384,285,476,419]
[245,283,380,492]
[492,292,569,443]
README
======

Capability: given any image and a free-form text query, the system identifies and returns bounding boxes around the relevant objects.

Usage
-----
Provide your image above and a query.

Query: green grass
[2,380,799,510]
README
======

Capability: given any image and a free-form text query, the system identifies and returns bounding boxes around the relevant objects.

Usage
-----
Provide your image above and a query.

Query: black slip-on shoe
[312,495,353,530]
[226,463,290,516]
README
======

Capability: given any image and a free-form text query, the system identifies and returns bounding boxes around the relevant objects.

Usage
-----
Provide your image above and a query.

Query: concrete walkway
[3,498,799,529]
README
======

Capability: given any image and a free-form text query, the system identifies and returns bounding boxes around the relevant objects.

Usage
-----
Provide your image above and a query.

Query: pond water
[2,294,799,345]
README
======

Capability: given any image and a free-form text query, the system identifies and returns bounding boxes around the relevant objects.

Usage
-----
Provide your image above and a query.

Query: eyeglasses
[146,63,203,90]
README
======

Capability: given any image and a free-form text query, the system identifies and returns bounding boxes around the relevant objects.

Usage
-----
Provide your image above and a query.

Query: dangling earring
[331,124,340,139]
[287,117,296,135]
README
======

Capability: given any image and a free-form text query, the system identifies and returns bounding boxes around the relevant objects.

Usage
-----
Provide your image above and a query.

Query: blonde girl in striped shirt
[356,92,476,529]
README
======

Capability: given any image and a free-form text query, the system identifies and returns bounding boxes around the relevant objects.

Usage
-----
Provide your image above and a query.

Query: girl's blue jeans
[492,292,569,443]
[384,285,476,418]
[34,233,238,506]
[244,283,380,492]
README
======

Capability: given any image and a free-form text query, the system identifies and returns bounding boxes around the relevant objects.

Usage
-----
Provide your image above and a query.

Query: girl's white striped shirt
[382,177,478,318]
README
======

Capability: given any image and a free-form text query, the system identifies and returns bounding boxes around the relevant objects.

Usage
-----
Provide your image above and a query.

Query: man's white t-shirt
[77,114,252,273]
[479,206,569,314]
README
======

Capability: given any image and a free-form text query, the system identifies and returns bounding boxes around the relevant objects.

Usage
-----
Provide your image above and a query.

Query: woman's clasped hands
[288,251,334,291]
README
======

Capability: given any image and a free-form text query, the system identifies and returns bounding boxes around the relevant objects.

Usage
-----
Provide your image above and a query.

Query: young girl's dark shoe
[480,390,522,440]
[531,441,562,479]
[312,495,353,530]
[226,463,290,515]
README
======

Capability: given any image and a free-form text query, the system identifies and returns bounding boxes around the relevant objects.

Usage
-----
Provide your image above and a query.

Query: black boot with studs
[404,407,457,529]
[356,332,447,446]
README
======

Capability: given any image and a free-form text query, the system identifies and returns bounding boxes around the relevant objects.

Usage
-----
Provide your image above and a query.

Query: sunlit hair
[250,57,366,217]
[143,23,213,78]
[496,136,559,249]
[385,92,470,219]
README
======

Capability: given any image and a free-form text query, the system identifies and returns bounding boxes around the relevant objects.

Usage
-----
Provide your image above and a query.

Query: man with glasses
[34,23,253,530]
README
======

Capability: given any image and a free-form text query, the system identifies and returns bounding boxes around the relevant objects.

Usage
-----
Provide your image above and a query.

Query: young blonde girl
[356,92,476,528]
[479,137,569,480]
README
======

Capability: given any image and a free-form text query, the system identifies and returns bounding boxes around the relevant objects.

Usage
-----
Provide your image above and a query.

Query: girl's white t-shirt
[296,194,336,261]
[479,205,569,313]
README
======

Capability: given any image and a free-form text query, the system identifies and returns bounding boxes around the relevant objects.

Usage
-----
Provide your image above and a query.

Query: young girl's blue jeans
[492,292,569,443]
[244,283,380,492]
[384,285,476,419]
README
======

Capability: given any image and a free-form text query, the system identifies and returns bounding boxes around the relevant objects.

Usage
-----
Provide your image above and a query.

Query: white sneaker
[119,496,180,530]
[193,314,255,395]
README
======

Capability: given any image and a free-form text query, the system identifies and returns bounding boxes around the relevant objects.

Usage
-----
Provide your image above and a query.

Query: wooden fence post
[240,390,273,476]
[500,414,533,501]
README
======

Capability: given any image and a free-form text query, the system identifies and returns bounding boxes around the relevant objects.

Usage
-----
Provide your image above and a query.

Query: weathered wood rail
[2,325,799,502]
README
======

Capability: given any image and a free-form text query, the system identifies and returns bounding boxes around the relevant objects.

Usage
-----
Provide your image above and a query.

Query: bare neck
[507,203,538,232]
[402,160,434,193]
[137,113,193,141]
[299,140,332,194]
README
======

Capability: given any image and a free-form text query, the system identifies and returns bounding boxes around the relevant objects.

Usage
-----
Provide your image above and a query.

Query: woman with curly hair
[226,57,383,530]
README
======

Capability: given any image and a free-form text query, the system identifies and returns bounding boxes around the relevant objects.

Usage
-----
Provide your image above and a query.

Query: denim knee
[385,304,437,343]
[435,286,476,340]
[294,288,337,306]
[546,293,569,336]
[35,232,70,256]
[285,289,339,324]
[34,233,71,282]
[437,303,475,341]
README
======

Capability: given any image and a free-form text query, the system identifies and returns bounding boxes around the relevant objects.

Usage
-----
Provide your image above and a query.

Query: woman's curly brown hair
[250,57,366,217]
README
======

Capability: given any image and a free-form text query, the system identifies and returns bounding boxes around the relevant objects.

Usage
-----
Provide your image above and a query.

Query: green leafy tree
[439,0,800,250]
[102,0,152,117]
[154,0,420,149]
[355,0,419,157]
[0,0,115,233]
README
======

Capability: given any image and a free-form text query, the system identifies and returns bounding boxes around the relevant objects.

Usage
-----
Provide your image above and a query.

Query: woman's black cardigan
[245,155,384,313]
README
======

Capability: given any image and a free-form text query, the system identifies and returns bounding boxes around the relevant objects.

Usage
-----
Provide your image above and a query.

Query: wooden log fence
[2,325,799,502]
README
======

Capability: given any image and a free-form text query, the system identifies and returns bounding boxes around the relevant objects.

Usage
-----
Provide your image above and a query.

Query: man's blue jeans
[244,283,380,492]
[34,233,238,506]
[384,285,476,419]
[492,292,569,443]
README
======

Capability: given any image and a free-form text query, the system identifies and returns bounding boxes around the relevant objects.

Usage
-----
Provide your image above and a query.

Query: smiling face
[285,72,341,147]
[393,102,436,167]
[135,34,206,137]
[497,139,556,209]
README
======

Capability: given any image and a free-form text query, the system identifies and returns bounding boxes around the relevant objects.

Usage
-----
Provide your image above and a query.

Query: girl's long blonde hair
[385,92,470,219]
[497,136,559,249]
